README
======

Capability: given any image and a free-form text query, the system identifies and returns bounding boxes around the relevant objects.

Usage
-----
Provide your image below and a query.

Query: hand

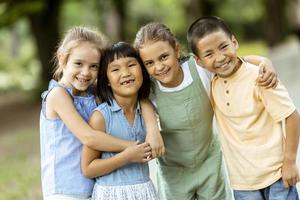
[122,141,152,163]
[256,58,278,89]
[146,130,165,159]
[281,159,300,188]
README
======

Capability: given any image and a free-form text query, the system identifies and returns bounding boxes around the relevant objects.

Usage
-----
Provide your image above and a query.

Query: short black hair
[187,16,233,56]
[97,42,151,105]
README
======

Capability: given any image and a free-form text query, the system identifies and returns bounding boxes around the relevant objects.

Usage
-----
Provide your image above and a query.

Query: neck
[161,62,184,88]
[113,95,138,113]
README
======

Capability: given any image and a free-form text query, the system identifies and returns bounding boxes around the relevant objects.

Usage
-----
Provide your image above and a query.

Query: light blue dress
[91,100,157,200]
[40,80,96,198]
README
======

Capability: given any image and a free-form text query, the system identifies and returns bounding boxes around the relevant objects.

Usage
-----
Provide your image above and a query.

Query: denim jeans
[234,179,299,200]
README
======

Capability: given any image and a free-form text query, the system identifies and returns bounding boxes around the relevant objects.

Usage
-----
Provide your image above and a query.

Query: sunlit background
[0,0,299,199]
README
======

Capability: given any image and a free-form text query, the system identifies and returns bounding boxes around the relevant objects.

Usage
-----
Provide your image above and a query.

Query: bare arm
[47,87,133,152]
[141,99,165,158]
[243,55,278,88]
[81,111,152,178]
[282,110,300,188]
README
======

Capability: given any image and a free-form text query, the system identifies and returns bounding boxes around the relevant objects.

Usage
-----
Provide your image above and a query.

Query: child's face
[195,30,240,78]
[139,41,182,87]
[61,42,100,95]
[107,57,143,99]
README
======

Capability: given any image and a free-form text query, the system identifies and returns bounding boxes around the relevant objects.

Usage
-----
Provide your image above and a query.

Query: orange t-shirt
[211,61,296,190]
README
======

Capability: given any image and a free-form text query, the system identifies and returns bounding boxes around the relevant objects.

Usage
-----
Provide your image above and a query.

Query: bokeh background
[0,0,299,199]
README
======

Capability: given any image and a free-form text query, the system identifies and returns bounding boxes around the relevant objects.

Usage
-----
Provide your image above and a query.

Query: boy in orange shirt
[187,16,300,200]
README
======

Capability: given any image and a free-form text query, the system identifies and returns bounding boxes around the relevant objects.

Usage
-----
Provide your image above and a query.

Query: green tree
[0,0,63,90]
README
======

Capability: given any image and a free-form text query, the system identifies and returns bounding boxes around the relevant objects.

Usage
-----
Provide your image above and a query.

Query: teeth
[121,80,134,85]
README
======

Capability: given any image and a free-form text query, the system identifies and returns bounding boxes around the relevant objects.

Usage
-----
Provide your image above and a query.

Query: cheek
[146,67,154,76]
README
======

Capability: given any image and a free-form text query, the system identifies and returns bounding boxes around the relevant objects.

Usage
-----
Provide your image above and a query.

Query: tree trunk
[28,0,61,90]
[263,0,286,47]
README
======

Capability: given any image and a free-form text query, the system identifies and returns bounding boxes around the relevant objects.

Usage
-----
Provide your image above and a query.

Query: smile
[156,68,170,77]
[218,60,231,69]
[76,77,90,84]
[121,79,135,85]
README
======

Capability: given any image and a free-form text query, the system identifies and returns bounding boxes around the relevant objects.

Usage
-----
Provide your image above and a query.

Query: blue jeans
[234,179,299,200]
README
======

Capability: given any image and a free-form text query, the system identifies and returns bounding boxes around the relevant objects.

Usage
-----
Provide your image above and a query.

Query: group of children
[40,16,300,200]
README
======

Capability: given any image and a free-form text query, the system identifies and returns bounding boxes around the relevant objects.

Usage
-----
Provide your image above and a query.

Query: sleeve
[256,80,296,122]
[195,61,212,98]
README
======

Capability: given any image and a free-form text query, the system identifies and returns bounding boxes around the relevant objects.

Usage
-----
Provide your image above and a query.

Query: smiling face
[138,41,183,88]
[195,30,241,78]
[107,57,143,100]
[60,42,100,95]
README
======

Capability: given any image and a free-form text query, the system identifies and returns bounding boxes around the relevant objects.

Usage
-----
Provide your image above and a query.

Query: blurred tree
[263,0,286,46]
[0,0,63,90]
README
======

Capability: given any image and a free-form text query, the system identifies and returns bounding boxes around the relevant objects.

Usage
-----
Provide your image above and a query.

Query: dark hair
[97,42,151,105]
[187,16,233,56]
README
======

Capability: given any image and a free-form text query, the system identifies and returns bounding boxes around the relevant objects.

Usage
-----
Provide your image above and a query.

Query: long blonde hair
[53,26,108,81]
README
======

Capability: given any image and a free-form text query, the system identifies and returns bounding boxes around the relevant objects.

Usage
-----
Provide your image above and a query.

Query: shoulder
[47,86,72,105]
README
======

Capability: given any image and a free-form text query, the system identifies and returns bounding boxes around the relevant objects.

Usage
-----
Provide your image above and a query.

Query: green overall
[154,57,232,200]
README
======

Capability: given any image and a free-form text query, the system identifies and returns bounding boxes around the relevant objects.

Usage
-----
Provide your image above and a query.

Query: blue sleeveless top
[40,79,97,197]
[94,100,150,186]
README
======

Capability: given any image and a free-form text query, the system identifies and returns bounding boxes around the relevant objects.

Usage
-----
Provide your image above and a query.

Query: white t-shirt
[155,59,212,96]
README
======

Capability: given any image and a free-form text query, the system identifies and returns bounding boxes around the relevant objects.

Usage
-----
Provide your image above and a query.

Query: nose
[121,67,131,77]
[81,66,91,76]
[216,52,226,63]
[154,62,165,72]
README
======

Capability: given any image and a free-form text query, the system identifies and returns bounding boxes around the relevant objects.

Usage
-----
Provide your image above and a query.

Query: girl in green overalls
[133,22,278,200]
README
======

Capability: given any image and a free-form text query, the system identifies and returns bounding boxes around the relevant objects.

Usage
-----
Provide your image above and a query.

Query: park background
[0,0,299,199]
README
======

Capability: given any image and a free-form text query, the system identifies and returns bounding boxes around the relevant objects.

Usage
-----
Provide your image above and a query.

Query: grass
[0,128,42,200]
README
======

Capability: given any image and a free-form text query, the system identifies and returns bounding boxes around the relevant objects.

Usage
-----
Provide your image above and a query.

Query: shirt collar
[109,99,141,114]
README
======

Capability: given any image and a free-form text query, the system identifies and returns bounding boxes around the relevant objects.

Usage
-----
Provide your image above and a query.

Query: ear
[194,55,203,66]
[231,35,239,50]
[175,43,180,59]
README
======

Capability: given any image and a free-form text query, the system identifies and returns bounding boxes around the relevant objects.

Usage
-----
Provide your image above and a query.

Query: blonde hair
[133,22,186,58]
[53,26,108,81]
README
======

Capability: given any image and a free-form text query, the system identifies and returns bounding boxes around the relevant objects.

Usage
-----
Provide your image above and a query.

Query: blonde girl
[133,22,278,200]
[40,27,163,200]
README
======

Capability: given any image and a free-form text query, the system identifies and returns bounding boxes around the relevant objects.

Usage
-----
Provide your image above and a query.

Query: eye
[74,62,82,67]
[128,63,137,68]
[144,61,153,67]
[90,64,99,70]
[204,53,212,58]
[111,68,119,72]
[161,54,169,61]
[221,44,229,50]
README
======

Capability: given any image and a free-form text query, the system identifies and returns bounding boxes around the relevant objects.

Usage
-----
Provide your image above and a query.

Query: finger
[283,179,290,188]
[152,148,157,158]
[144,146,152,152]
[258,74,273,87]
[139,142,150,147]
[271,74,278,89]
[258,62,265,75]
[257,71,272,83]
[143,155,152,162]
[135,140,140,145]
[161,146,166,156]
[267,77,278,89]
[292,177,298,185]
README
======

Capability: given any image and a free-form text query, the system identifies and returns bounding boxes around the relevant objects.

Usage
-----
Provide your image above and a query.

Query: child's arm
[282,110,300,188]
[81,111,152,178]
[243,55,278,88]
[140,99,165,158]
[47,87,133,152]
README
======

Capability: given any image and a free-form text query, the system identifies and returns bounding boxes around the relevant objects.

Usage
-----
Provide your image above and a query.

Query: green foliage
[0,1,45,27]
[0,20,40,91]
[238,40,269,56]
